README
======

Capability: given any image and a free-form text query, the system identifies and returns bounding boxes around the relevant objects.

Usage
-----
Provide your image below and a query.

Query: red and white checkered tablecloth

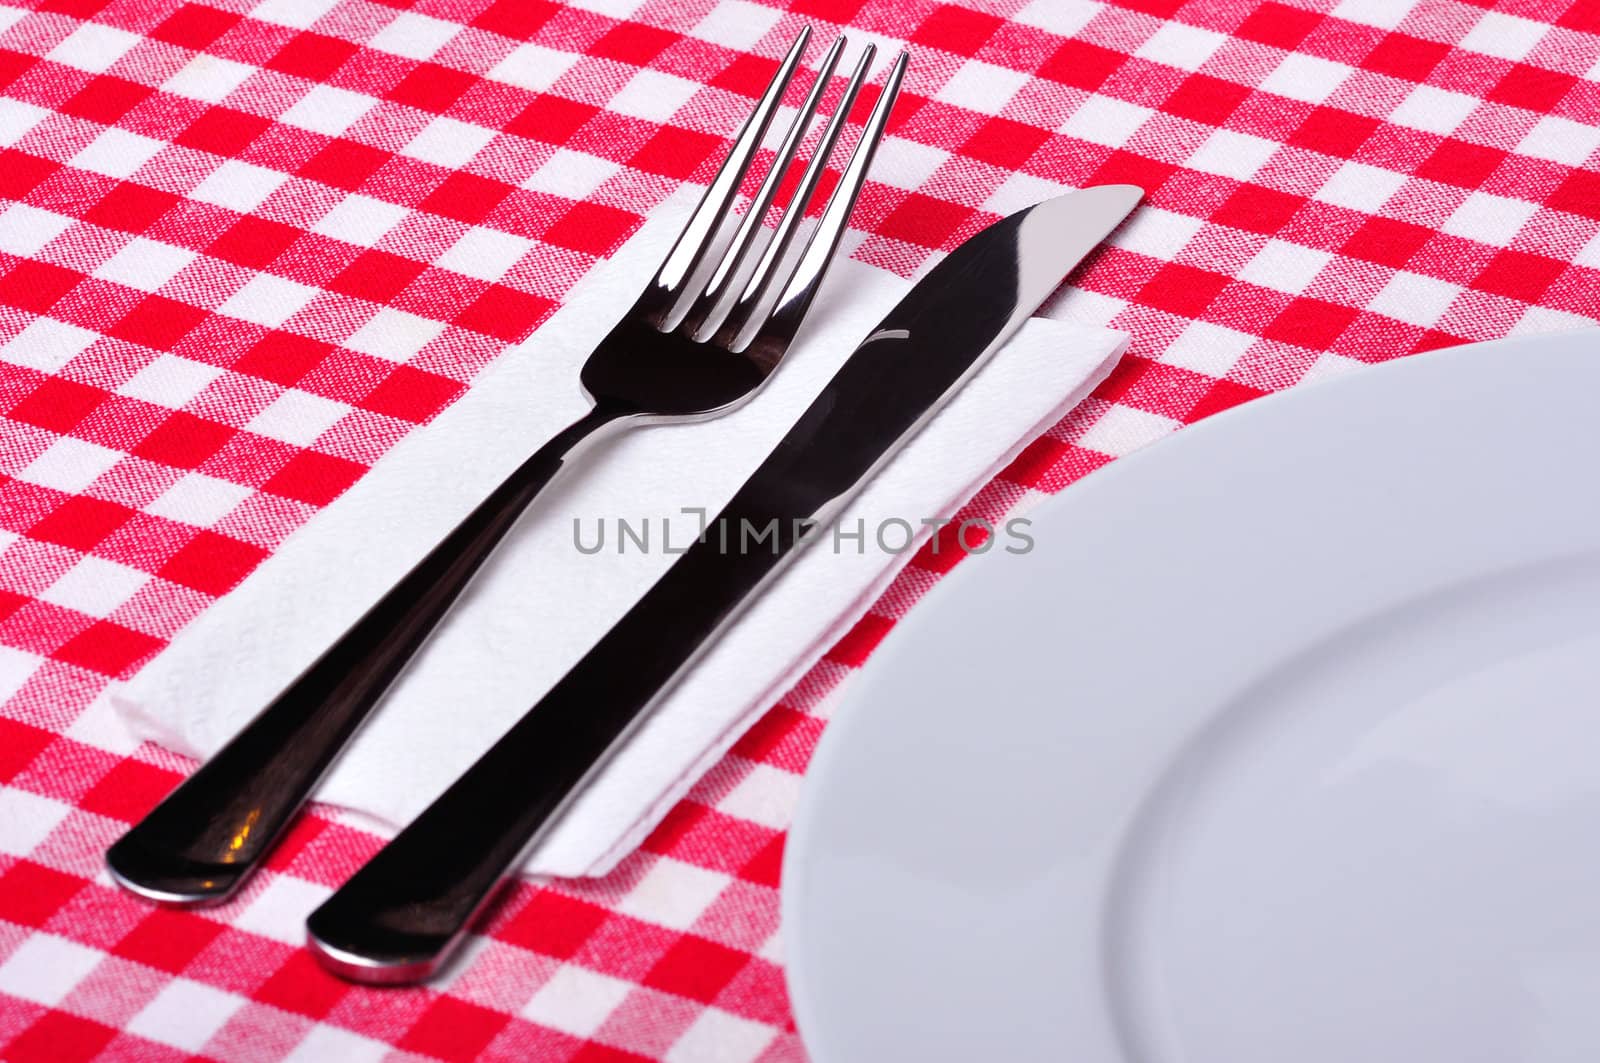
[0,0,1596,1057]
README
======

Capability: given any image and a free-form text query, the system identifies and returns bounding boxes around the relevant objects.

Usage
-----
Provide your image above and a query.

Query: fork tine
[636,27,812,326]
[707,43,879,351]
[670,34,847,337]
[743,50,908,356]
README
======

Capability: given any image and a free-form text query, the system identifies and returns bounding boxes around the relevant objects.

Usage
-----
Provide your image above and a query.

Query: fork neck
[547,397,635,460]
[503,397,635,525]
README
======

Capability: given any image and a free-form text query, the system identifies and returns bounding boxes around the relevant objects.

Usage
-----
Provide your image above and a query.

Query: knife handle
[106,404,625,907]
[306,494,797,983]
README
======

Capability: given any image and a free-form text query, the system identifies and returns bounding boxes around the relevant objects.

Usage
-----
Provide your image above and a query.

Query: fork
[106,27,906,908]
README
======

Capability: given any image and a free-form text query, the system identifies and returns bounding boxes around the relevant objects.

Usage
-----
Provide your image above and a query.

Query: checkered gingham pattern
[0,0,1597,1057]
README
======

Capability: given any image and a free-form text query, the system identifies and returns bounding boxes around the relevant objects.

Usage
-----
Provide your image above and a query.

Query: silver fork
[106,27,909,908]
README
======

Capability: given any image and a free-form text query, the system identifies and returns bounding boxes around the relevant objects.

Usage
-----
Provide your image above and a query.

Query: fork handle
[107,401,629,907]
[305,482,795,982]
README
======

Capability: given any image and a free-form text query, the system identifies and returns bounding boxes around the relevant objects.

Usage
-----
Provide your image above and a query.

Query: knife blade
[306,184,1144,984]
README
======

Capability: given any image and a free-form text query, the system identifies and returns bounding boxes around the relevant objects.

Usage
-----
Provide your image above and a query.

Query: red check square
[399,997,512,1062]
[178,107,271,158]
[911,7,1003,54]
[262,449,365,505]
[267,33,358,81]
[60,76,152,124]
[11,379,109,435]
[472,0,560,40]
[2,1012,116,1063]
[150,4,241,49]
[0,861,84,928]
[542,202,639,256]
[157,529,266,594]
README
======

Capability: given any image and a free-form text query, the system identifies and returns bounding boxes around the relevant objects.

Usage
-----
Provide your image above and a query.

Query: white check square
[1315,161,1406,212]
[716,764,802,830]
[0,642,32,708]
[1239,239,1331,294]
[146,473,253,526]
[572,0,646,14]
[1459,11,1547,61]
[0,788,71,857]
[247,388,348,446]
[1111,206,1202,260]
[249,0,338,30]
[0,934,101,1006]
[1061,95,1153,149]
[437,226,534,281]
[127,979,245,1052]
[282,1026,389,1063]
[981,170,1069,217]
[1299,350,1366,386]
[1331,0,1417,29]
[219,272,320,328]
[1369,270,1460,326]
[95,238,197,292]
[20,437,122,494]
[0,101,47,147]
[694,1,781,50]
[1517,115,1600,167]
[936,61,1031,112]
[609,69,700,123]
[190,160,289,213]
[42,556,148,617]
[233,875,333,945]
[1012,0,1101,36]
[1260,53,1350,105]
[1077,404,1179,457]
[1135,22,1227,72]
[665,1008,777,1063]
[117,353,223,408]
[72,127,166,179]
[403,116,496,168]
[1389,84,1478,135]
[1186,128,1278,180]
[0,203,70,257]
[617,858,728,930]
[1,318,99,374]
[47,22,141,73]
[312,194,409,246]
[344,306,447,362]
[1047,287,1126,329]
[280,84,377,136]
[1441,191,1538,246]
[522,149,620,199]
[163,55,256,104]
[369,12,461,60]
[520,964,632,1037]
[1511,305,1593,335]
[869,137,947,191]
[488,44,580,93]
[1164,320,1257,376]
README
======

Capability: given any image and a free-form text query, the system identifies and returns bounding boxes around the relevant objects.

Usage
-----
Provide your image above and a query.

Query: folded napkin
[112,191,1128,878]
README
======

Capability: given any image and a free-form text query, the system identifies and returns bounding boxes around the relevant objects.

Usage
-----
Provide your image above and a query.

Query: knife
[305,184,1143,984]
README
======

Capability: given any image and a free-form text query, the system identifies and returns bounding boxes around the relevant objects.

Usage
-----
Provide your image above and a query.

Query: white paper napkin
[111,191,1128,878]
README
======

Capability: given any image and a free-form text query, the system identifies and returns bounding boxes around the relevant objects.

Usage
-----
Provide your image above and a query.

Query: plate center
[1109,556,1600,1063]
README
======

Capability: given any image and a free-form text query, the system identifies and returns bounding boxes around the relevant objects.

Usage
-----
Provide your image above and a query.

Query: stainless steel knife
[305,184,1144,984]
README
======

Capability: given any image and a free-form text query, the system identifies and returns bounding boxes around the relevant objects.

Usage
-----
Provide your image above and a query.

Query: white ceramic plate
[783,331,1600,1062]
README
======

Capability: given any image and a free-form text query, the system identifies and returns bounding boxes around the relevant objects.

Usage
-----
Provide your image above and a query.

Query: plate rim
[781,328,1600,1060]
